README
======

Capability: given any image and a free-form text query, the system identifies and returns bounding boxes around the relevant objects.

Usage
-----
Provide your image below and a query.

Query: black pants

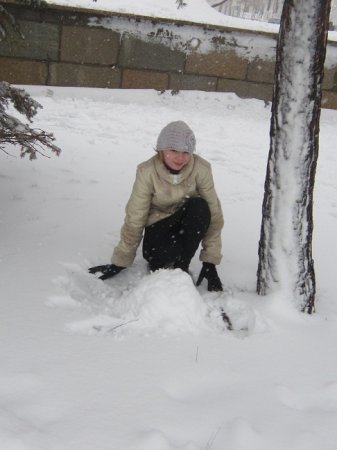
[142,197,211,271]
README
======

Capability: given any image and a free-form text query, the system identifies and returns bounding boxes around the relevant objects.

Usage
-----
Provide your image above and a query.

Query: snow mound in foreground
[113,269,208,334]
[66,269,214,337]
[57,265,307,339]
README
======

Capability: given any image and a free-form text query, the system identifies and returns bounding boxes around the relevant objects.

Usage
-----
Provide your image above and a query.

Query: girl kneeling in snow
[89,120,224,292]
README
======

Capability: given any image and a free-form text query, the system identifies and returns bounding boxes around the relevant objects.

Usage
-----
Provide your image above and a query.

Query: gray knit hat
[156,121,196,153]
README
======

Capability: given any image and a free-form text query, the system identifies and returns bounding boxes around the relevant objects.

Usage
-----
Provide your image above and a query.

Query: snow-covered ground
[1,86,337,450]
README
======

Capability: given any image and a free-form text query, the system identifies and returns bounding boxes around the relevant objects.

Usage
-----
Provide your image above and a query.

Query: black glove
[196,262,223,292]
[88,264,125,280]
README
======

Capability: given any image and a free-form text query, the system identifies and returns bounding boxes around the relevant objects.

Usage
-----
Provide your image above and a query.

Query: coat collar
[153,154,195,185]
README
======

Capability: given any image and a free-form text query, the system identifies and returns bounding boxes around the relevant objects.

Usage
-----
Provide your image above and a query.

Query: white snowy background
[2,85,337,450]
[2,1,337,450]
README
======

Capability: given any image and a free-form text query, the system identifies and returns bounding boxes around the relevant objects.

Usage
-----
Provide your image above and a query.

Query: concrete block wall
[1,0,337,108]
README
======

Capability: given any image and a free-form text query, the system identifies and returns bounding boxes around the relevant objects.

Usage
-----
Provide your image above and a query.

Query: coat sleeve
[197,164,224,265]
[111,166,153,267]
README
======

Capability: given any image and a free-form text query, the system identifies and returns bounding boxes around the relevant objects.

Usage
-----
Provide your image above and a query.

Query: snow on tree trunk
[257,0,331,313]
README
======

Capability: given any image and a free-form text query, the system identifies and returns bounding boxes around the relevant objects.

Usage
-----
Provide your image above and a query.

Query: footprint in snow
[276,382,337,413]
[126,428,198,450]
[217,417,265,450]
[0,373,68,440]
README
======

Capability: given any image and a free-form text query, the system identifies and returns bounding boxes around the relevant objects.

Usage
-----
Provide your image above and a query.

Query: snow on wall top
[44,0,337,43]
[45,0,280,33]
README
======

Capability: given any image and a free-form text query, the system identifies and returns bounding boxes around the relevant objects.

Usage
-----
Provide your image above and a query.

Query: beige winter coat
[111,153,224,267]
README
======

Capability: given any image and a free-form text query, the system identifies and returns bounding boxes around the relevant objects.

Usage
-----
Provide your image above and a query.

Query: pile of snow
[62,267,212,337]
[111,269,208,334]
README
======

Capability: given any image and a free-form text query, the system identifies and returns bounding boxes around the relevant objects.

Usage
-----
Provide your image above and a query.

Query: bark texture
[257,0,331,313]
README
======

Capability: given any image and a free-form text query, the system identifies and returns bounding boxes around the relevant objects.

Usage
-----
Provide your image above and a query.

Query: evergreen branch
[0,82,61,160]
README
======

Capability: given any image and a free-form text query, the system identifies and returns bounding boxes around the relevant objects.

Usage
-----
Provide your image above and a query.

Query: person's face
[162,149,192,171]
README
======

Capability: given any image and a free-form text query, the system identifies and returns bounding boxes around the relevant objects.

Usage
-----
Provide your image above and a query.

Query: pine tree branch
[0,82,61,160]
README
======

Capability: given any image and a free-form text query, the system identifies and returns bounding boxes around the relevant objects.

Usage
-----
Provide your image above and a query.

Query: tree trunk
[257,0,331,313]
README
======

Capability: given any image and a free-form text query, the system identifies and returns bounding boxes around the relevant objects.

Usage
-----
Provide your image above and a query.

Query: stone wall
[1,0,337,109]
